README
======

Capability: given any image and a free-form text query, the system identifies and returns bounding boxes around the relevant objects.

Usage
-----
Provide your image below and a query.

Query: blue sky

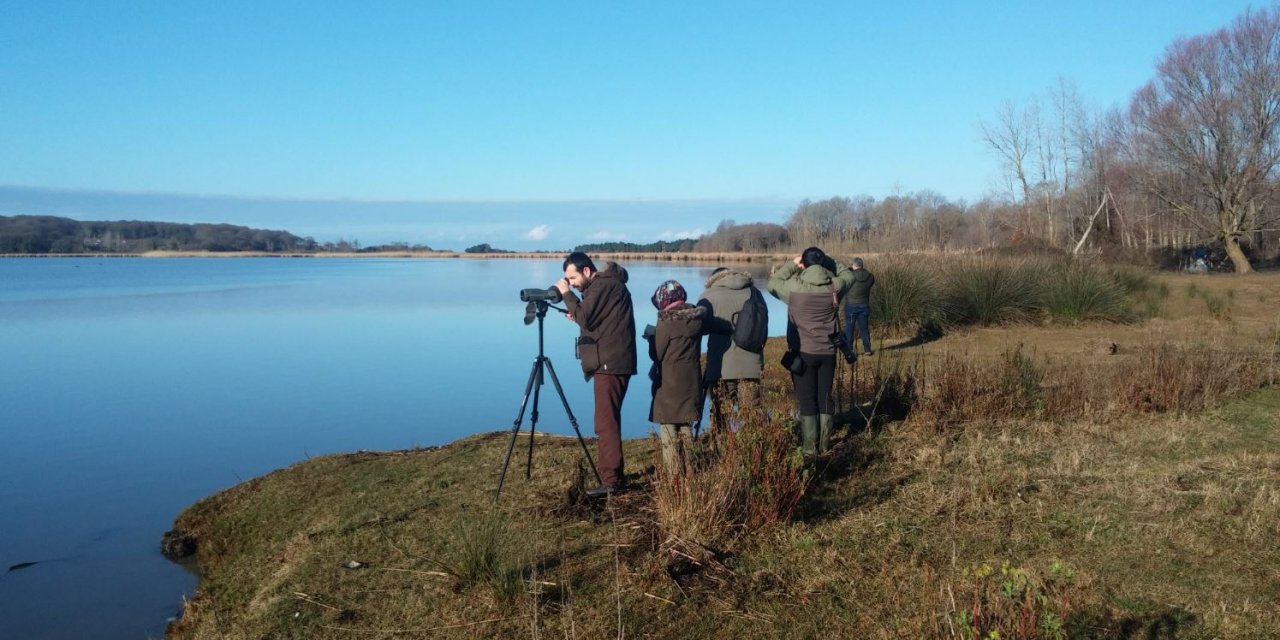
[0,1,1261,249]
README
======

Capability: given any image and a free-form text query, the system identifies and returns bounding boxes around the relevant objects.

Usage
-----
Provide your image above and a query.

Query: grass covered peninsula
[166,263,1280,639]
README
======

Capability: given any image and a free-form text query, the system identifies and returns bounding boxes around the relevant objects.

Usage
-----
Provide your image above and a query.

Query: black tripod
[494,299,602,500]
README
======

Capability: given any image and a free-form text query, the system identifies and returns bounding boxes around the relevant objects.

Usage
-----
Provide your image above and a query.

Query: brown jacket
[646,303,704,424]
[562,262,637,378]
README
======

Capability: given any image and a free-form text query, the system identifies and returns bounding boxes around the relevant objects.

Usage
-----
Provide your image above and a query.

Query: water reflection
[0,257,789,639]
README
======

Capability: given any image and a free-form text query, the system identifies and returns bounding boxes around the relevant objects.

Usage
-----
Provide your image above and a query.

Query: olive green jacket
[695,269,765,381]
[767,260,856,355]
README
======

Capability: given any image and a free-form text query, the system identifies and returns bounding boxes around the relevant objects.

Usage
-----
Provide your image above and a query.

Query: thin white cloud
[587,231,627,241]
[655,228,706,241]
[525,224,551,241]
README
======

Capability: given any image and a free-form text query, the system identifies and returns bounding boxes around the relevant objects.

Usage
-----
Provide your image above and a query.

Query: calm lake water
[0,257,789,639]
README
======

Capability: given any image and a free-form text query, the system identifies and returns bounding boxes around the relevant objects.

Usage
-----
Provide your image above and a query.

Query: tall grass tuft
[941,257,1041,326]
[1103,264,1154,294]
[1039,263,1133,323]
[863,255,1153,330]
[444,510,526,600]
[869,256,948,336]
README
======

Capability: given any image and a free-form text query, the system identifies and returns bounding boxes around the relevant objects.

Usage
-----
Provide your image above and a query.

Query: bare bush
[653,409,807,555]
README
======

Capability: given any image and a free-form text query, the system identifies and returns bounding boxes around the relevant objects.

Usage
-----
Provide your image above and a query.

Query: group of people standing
[552,248,874,498]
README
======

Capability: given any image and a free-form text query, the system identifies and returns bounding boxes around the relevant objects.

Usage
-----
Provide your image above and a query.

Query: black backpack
[731,286,769,353]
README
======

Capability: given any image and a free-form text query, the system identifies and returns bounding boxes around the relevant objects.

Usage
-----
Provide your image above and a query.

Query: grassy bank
[4,250,802,262]
[167,270,1280,639]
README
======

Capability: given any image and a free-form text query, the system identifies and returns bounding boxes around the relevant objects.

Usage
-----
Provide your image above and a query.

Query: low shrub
[1113,344,1270,414]
[915,347,1046,426]
[653,408,806,554]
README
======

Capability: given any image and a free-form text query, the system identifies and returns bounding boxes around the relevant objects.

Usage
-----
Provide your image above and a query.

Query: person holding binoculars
[767,246,857,461]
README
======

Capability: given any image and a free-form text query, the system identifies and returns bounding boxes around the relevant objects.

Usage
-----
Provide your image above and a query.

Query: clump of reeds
[652,408,806,555]
[869,255,950,336]
[1038,262,1133,323]
[866,254,1157,335]
[941,257,1041,326]
[441,510,526,600]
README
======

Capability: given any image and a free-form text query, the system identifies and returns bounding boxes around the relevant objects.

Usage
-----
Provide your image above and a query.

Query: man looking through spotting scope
[553,252,637,498]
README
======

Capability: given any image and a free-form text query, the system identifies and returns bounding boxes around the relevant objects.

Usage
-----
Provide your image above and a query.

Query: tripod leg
[525,357,545,479]
[541,357,604,486]
[495,357,542,501]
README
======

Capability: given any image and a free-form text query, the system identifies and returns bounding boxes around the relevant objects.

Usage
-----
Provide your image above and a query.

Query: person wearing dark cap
[843,257,876,356]
[554,252,637,497]
[643,280,705,476]
[767,246,857,460]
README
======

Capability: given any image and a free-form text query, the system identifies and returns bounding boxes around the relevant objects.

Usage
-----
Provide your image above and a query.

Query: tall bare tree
[1125,6,1280,273]
[980,100,1036,238]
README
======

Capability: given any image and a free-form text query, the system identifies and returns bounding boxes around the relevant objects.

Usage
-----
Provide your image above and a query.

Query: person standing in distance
[554,252,637,497]
[843,257,876,356]
[696,267,765,432]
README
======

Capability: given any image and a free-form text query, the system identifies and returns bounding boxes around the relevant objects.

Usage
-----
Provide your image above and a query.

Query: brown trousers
[592,373,631,486]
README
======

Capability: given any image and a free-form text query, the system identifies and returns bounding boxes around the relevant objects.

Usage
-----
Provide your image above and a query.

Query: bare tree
[1125,6,1280,273]
[980,101,1036,237]
[785,197,855,248]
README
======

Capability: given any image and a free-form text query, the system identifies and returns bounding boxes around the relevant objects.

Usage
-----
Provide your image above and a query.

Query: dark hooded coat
[646,303,705,424]
[562,261,638,378]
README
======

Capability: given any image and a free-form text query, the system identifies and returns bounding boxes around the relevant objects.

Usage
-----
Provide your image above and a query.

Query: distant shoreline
[0,250,794,263]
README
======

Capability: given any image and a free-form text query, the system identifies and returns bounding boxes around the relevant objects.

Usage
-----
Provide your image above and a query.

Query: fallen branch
[292,592,341,612]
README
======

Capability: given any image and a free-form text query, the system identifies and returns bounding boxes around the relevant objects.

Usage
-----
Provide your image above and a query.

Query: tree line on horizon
[0,215,316,254]
[572,239,698,253]
[0,215,435,254]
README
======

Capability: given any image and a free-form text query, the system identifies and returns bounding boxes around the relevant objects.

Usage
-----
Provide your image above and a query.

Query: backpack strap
[830,283,845,333]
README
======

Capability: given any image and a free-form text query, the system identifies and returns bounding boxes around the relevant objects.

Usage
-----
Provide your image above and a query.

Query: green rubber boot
[818,413,834,454]
[799,415,819,460]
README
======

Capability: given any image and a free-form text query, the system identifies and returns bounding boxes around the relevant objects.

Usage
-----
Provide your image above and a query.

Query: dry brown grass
[651,409,807,557]
[167,269,1280,639]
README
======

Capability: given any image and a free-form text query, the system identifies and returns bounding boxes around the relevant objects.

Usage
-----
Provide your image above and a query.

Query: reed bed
[868,254,1157,336]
